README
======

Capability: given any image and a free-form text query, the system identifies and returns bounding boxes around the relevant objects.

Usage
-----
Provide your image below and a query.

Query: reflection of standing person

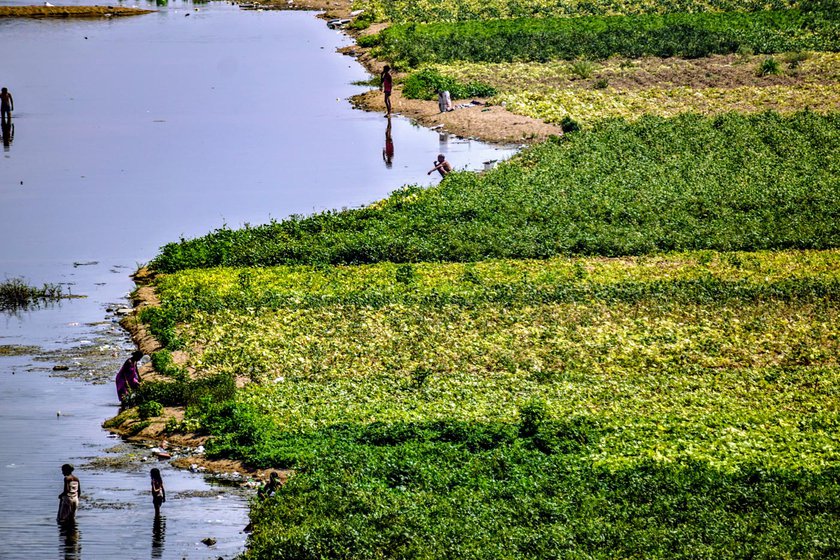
[380,65,392,117]
[57,464,81,524]
[1,118,12,150]
[151,515,165,559]
[115,350,143,404]
[427,154,452,178]
[0,87,13,122]
[382,117,394,168]
[59,520,81,560]
[151,468,165,517]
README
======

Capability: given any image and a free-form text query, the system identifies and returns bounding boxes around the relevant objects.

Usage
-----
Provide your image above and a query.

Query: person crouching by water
[427,154,452,178]
[150,468,166,517]
[116,350,143,406]
[57,464,81,524]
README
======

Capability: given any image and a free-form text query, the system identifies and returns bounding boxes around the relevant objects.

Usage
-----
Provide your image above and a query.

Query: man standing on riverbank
[0,87,13,122]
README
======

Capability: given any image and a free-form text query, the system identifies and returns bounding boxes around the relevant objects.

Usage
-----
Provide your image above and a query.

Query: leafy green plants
[570,58,595,78]
[363,9,840,67]
[138,400,163,420]
[757,56,782,75]
[401,68,496,100]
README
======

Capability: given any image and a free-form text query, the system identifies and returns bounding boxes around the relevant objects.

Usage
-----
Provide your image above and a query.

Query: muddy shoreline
[0,6,153,18]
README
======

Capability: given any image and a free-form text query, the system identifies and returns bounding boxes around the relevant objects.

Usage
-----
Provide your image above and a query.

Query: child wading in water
[57,464,81,524]
[151,468,166,517]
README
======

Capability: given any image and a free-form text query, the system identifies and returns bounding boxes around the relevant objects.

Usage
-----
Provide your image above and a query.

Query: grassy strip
[353,0,803,23]
[144,250,840,327]
[359,9,840,66]
[498,83,840,124]
[150,111,840,272]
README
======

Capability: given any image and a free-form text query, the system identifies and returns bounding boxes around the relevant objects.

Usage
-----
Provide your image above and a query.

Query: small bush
[138,400,163,420]
[402,68,496,100]
[757,57,782,75]
[570,59,595,79]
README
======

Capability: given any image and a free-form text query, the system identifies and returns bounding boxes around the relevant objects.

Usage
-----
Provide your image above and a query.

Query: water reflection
[58,521,81,560]
[1,118,13,151]
[383,117,394,168]
[151,515,166,559]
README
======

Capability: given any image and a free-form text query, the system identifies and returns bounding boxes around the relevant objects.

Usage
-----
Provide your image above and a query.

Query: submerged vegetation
[0,278,68,312]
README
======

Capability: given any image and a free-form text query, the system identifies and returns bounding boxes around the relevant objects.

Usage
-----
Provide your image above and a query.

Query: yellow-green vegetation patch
[354,0,801,23]
[498,84,840,124]
[147,250,840,558]
[434,52,840,92]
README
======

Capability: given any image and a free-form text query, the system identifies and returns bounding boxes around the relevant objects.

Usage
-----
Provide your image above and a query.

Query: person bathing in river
[115,350,143,405]
[150,468,166,517]
[380,65,392,117]
[0,87,13,122]
[427,154,452,178]
[57,464,81,524]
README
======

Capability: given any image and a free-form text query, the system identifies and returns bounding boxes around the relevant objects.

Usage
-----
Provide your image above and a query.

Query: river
[0,1,514,558]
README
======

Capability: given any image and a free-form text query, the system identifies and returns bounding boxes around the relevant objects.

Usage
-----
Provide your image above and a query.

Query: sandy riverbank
[0,6,153,18]
[268,0,562,143]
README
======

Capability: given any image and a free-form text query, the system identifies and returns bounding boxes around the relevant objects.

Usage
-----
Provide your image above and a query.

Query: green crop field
[140,249,840,559]
[359,9,840,67]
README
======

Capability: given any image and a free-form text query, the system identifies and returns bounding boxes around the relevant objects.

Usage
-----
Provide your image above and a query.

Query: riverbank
[0,6,153,18]
[105,267,288,484]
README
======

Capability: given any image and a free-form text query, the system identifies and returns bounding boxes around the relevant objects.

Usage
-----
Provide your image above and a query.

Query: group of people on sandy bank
[379,66,453,179]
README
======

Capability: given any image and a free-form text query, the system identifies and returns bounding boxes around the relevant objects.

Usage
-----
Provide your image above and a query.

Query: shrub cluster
[401,68,497,100]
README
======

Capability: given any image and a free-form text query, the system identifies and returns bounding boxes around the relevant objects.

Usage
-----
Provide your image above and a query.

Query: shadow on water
[58,521,81,560]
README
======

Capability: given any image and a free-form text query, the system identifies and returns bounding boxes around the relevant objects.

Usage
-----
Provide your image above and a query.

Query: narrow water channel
[0,1,515,558]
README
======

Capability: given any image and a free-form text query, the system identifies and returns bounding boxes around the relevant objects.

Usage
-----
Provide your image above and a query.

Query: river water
[0,1,514,558]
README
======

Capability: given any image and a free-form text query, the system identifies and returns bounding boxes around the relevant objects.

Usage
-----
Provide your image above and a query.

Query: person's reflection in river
[382,116,394,168]
[1,116,13,151]
[58,520,81,560]
[152,514,166,559]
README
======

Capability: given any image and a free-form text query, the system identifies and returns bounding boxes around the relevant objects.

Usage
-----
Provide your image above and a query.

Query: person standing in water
[0,87,13,122]
[116,350,143,404]
[427,154,452,178]
[57,464,81,524]
[380,65,393,117]
[150,468,166,517]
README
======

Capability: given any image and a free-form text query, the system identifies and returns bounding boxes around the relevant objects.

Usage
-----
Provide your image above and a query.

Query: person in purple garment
[115,350,143,404]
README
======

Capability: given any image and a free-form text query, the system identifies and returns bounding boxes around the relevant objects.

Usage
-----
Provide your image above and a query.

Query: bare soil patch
[352,89,563,144]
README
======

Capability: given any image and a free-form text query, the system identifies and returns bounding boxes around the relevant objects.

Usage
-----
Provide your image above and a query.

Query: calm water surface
[0,1,514,558]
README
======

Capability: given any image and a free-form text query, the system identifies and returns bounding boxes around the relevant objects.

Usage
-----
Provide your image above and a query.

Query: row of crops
[359,8,840,66]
